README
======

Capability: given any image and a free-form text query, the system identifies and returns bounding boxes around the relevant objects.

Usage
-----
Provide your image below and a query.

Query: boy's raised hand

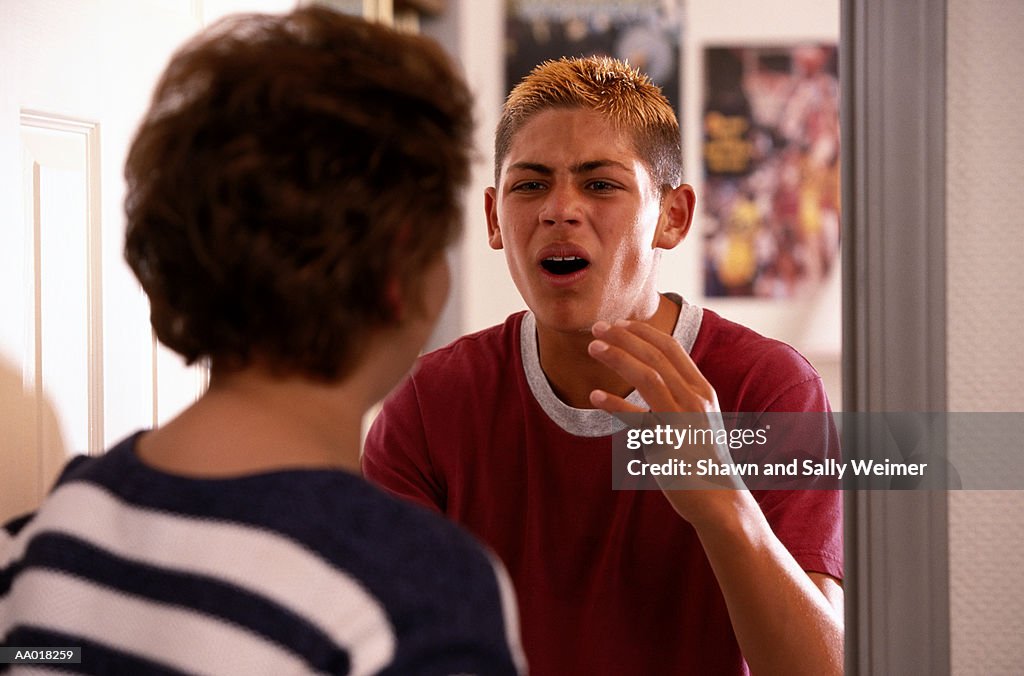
[587,319,746,524]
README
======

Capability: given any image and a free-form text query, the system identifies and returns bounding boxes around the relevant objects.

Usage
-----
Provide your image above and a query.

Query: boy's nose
[539,184,583,226]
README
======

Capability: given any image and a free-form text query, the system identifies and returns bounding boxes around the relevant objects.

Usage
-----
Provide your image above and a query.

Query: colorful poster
[702,45,840,298]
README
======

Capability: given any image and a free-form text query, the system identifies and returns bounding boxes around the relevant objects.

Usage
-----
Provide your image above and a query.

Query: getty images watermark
[611,412,1024,491]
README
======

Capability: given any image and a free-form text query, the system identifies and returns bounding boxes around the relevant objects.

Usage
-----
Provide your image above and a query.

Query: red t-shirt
[364,305,843,675]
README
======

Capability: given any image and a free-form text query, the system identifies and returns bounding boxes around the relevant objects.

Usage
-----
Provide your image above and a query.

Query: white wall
[447,0,842,405]
[0,0,296,521]
[441,1,521,339]
[946,0,1024,672]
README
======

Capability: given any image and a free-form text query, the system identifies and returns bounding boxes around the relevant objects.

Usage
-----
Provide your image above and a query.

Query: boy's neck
[135,368,367,478]
[536,294,681,409]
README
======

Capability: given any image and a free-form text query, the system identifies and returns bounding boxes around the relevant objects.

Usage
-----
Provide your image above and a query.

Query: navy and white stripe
[1,434,524,675]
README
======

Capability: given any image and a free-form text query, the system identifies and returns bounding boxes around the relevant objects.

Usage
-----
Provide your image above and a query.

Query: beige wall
[947,0,1024,672]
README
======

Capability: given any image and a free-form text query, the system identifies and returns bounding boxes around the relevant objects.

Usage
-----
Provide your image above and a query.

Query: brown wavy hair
[124,7,473,380]
[495,56,681,191]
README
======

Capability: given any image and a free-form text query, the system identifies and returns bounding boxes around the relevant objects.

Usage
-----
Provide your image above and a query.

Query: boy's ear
[653,183,696,251]
[384,276,404,323]
[484,187,504,250]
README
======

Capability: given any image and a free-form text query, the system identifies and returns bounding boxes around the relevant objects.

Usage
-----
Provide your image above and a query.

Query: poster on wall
[702,44,840,299]
[505,0,682,115]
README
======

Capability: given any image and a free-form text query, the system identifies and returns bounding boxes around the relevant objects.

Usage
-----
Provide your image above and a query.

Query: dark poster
[505,0,682,117]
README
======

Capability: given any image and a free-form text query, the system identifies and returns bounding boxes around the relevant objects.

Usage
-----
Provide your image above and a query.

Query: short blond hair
[495,56,682,189]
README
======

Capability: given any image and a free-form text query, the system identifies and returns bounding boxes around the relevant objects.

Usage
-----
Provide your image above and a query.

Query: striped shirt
[1,433,525,675]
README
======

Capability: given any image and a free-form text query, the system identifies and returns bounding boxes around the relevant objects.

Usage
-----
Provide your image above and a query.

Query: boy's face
[486,107,689,335]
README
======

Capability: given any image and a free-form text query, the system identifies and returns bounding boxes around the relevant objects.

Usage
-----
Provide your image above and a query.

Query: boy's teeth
[541,255,590,275]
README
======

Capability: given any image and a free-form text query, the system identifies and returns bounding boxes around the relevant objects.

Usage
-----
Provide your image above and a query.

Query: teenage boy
[364,56,843,675]
[0,8,525,674]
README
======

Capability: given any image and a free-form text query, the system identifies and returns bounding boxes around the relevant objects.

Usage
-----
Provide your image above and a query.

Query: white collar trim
[520,294,704,437]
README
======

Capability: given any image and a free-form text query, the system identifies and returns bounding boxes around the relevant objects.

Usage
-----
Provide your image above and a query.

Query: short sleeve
[755,371,844,580]
[363,377,447,514]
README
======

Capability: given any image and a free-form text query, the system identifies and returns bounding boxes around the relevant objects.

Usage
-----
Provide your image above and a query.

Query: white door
[0,0,298,522]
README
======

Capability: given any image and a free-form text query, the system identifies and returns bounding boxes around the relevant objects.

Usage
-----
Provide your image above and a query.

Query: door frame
[841,0,949,673]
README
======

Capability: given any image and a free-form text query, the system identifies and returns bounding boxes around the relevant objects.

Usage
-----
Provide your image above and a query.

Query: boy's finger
[611,320,713,396]
[588,337,697,412]
[591,321,714,410]
[589,389,647,413]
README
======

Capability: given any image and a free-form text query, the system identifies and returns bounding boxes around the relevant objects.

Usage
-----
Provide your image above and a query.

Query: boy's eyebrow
[506,159,632,175]
[573,159,632,174]
[506,161,552,175]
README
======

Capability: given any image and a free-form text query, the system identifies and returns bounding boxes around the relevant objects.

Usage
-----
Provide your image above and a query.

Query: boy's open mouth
[541,256,589,275]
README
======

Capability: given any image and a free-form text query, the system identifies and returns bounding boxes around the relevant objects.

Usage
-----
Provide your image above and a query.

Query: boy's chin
[528,305,605,335]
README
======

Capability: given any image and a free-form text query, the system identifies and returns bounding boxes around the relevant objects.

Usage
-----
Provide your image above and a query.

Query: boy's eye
[511,181,545,192]
[587,180,616,191]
